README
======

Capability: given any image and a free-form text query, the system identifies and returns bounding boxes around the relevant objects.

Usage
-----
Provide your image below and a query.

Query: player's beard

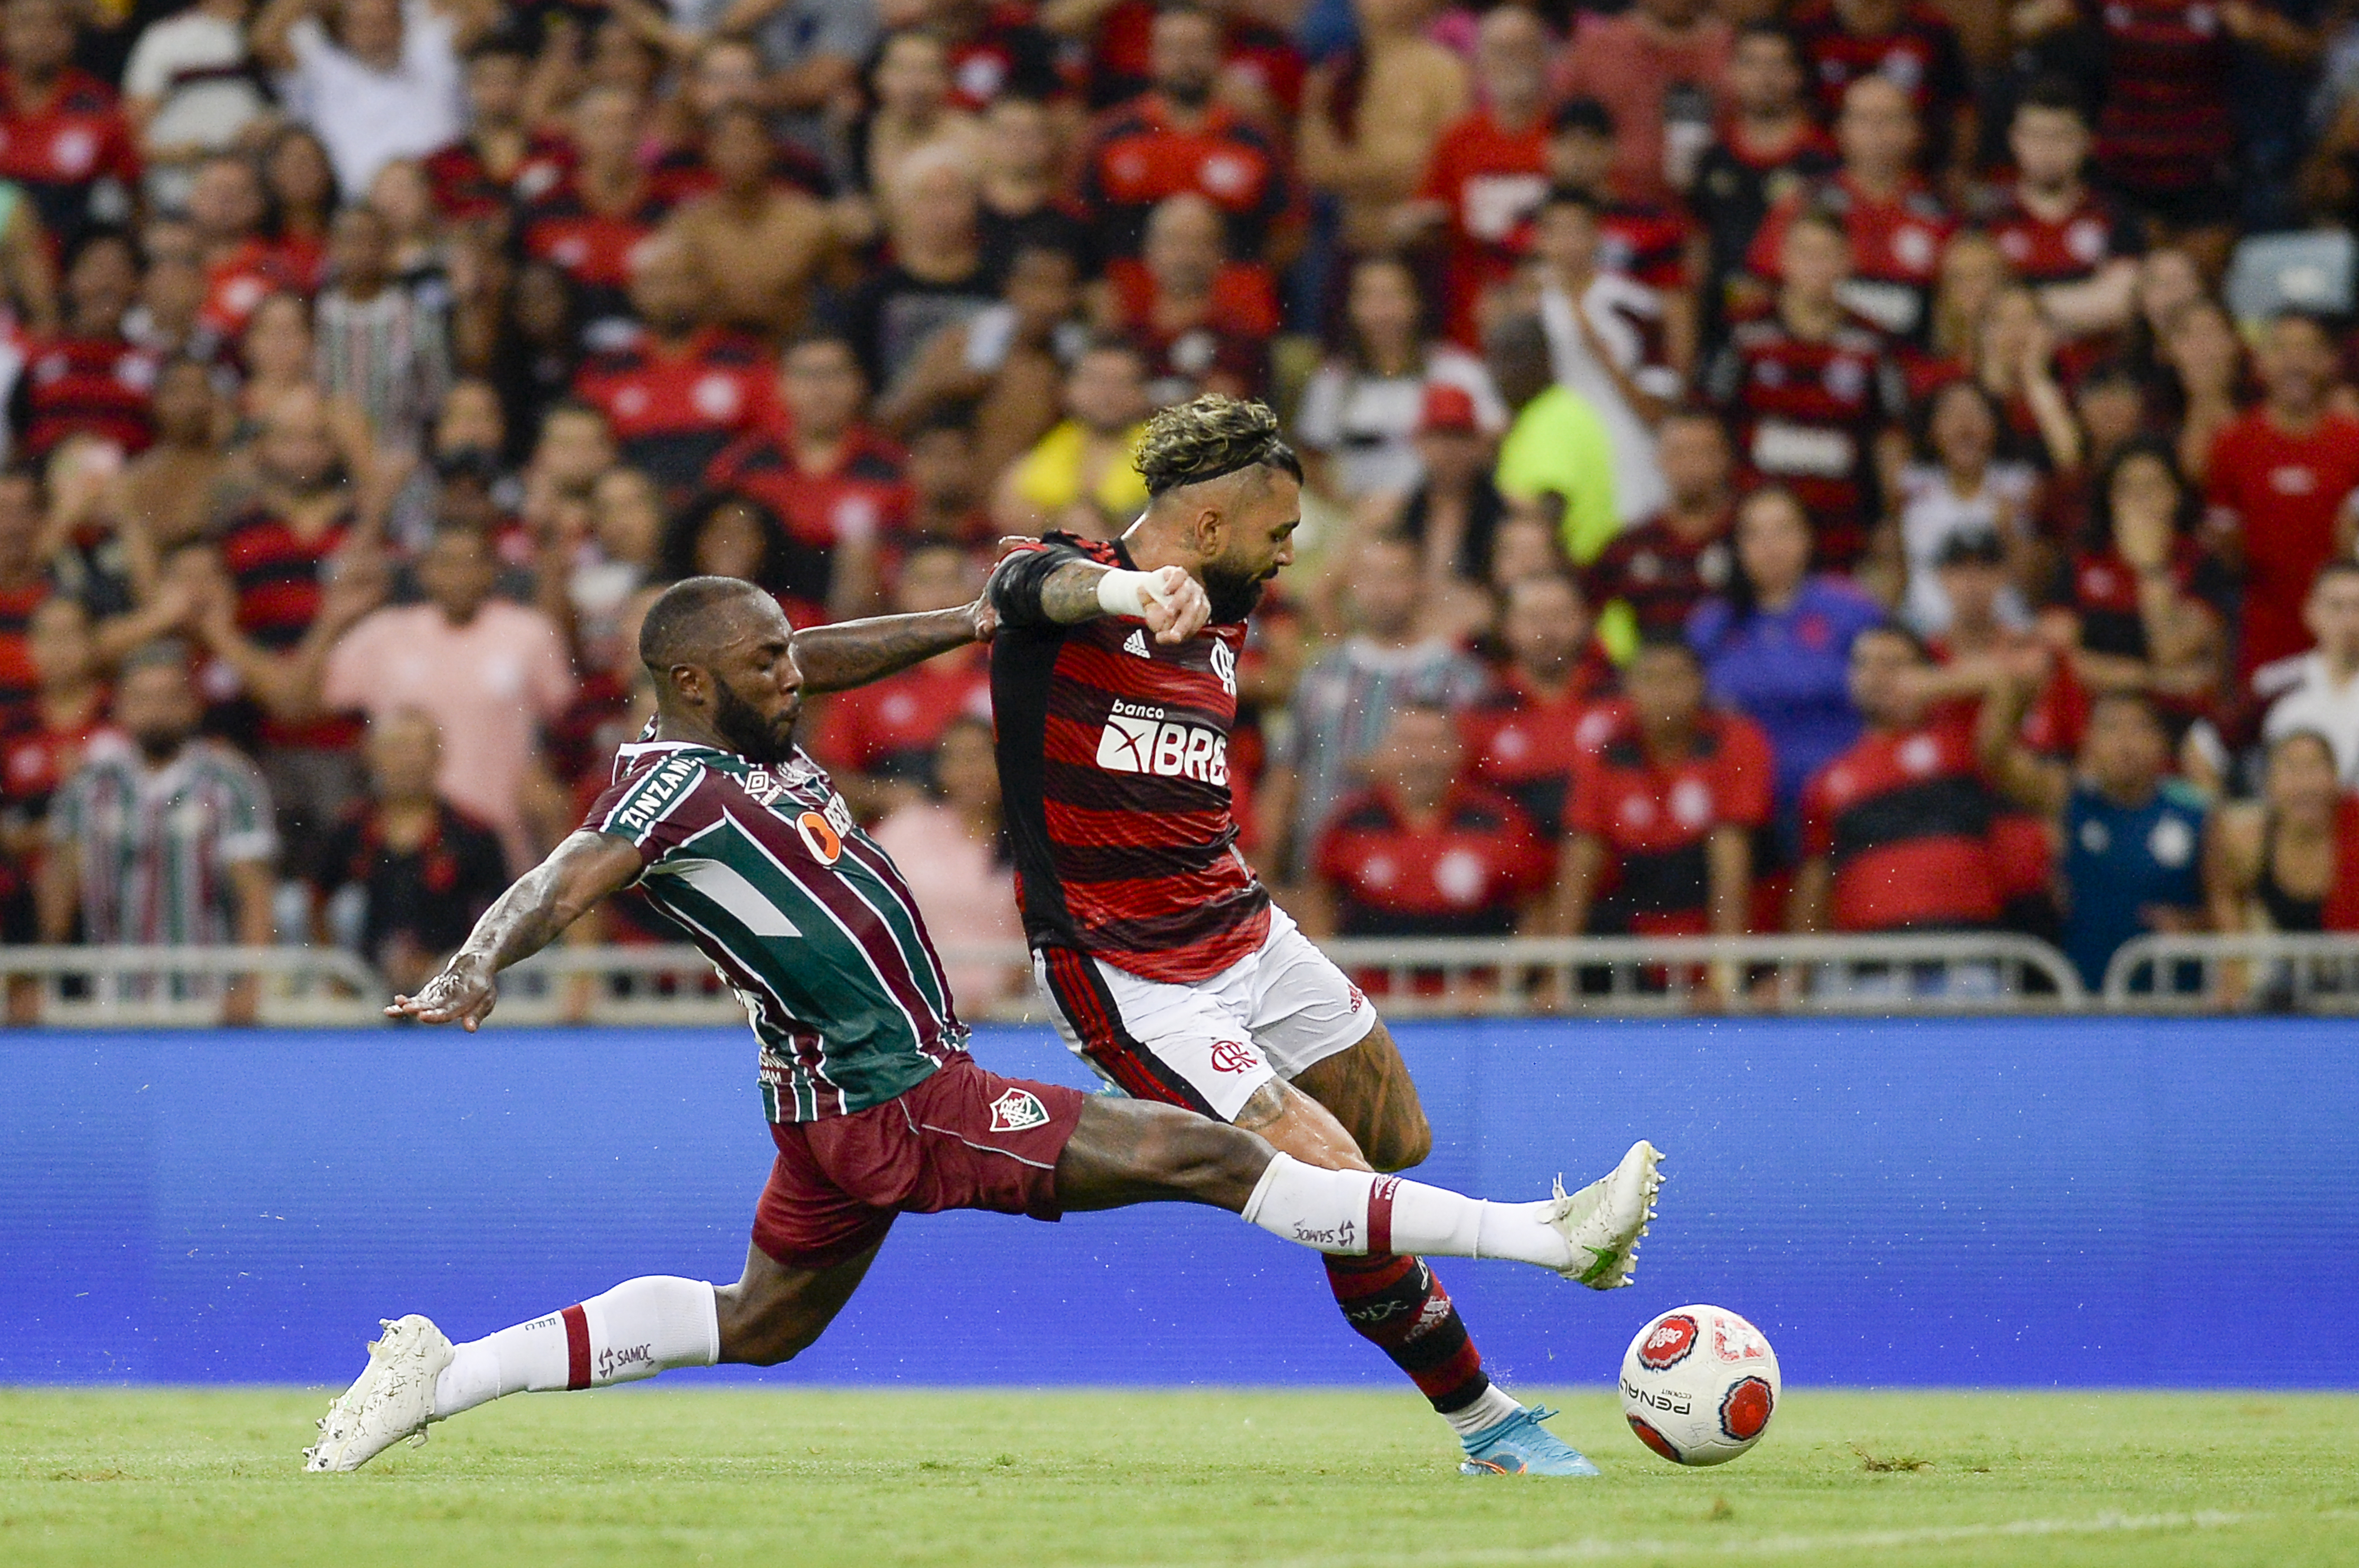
[710,677,799,764]
[1202,561,1267,626]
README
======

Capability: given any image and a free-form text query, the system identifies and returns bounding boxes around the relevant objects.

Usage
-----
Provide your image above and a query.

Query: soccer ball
[1619,1304,1780,1466]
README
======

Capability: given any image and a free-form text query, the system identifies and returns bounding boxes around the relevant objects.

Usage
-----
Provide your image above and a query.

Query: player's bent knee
[1150,1109,1272,1208]
[1367,1106,1433,1173]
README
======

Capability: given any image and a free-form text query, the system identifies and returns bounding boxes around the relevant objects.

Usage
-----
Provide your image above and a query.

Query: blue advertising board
[2,1017,2353,1387]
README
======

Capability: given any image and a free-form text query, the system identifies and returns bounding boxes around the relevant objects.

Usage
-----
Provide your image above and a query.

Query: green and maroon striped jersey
[585,733,965,1121]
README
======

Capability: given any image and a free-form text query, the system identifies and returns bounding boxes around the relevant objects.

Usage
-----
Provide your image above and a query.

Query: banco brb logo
[1096,707,1228,784]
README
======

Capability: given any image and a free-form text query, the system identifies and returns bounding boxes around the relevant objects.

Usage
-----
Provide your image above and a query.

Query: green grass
[2,1389,2354,1568]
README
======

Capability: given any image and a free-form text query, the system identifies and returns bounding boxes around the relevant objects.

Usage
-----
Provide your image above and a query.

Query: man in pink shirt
[323,524,576,871]
[1556,0,1731,207]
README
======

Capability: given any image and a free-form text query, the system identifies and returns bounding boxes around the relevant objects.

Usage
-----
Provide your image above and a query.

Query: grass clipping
[1852,1443,1935,1472]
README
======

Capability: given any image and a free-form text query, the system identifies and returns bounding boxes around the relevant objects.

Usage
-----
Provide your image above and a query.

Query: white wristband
[1095,568,1162,620]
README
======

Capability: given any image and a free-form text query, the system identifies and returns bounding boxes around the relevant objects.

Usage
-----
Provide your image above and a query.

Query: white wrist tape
[1096,568,1165,620]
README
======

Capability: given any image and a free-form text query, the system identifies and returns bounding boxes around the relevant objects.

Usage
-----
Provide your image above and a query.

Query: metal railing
[1,933,2088,1026]
[2103,932,2359,1012]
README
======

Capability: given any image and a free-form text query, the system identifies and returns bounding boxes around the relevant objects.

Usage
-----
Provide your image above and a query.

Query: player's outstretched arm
[789,600,993,694]
[386,830,645,1030]
[990,544,1211,645]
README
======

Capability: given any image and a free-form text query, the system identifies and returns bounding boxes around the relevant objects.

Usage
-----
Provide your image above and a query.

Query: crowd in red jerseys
[5,0,2359,1007]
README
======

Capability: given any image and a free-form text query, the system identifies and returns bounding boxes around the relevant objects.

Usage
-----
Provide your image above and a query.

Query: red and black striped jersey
[1983,182,2144,286]
[1457,657,1617,840]
[0,577,46,729]
[1787,1,1972,128]
[988,532,1270,983]
[1076,94,1291,262]
[1747,172,1956,343]
[421,132,572,221]
[1583,510,1736,644]
[12,335,157,459]
[1702,309,1906,569]
[701,423,911,627]
[0,67,139,240]
[1800,718,2005,932]
[516,178,676,322]
[1313,780,1551,939]
[1568,703,1773,935]
[215,503,360,751]
[572,327,777,499]
[2089,0,2240,194]
[1418,108,1549,346]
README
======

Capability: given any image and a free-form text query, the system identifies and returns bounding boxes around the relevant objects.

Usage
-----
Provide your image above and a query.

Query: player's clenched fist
[1098,565,1211,644]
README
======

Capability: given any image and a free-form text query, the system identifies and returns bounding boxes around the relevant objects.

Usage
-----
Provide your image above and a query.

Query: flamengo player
[301,575,1664,1472]
[987,395,1664,1477]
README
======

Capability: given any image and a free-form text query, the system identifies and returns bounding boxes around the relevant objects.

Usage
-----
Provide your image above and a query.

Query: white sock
[432,1276,720,1420]
[1444,1382,1525,1438]
[1239,1155,1573,1271]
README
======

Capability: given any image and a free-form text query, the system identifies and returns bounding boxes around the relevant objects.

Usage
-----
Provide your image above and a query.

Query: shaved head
[639,575,771,680]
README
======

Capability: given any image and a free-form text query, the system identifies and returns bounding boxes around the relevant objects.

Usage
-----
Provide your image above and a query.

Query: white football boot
[303,1314,456,1472]
[1550,1140,1663,1289]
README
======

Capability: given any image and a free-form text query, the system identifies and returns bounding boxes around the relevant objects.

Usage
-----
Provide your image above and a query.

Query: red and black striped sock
[1323,1253,1490,1415]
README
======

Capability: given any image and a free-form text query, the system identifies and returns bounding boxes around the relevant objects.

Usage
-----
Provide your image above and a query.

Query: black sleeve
[986,538,1095,630]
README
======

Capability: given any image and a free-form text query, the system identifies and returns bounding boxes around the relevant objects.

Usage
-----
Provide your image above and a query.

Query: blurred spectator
[1690,485,1884,839]
[2157,294,2243,485]
[663,103,837,342]
[0,595,104,939]
[2206,313,2359,683]
[314,203,450,455]
[0,0,139,243]
[1486,311,1617,564]
[1706,207,1908,572]
[1076,3,1292,264]
[857,30,982,199]
[419,31,563,224]
[123,0,269,212]
[991,337,1149,537]
[1107,190,1274,404]
[1980,669,2206,991]
[313,707,506,994]
[1265,531,1486,881]
[1688,23,1835,350]
[515,85,671,340]
[39,641,275,1020]
[1541,99,1694,363]
[1793,623,2005,933]
[1585,408,1736,659]
[2257,562,2359,784]
[1295,254,1500,504]
[973,95,1091,285]
[231,292,321,433]
[17,227,155,461]
[866,714,1023,1007]
[1295,0,1468,260]
[810,540,990,810]
[701,332,908,625]
[877,242,1080,483]
[841,147,995,395]
[1459,571,1615,841]
[253,0,483,200]
[321,521,574,871]
[261,126,334,281]
[571,233,774,502]
[1556,0,1729,208]
[1552,635,1772,942]
[1985,79,2141,340]
[1747,74,1955,346]
[2068,438,2224,722]
[1533,184,1676,529]
[1789,0,1974,186]
[562,466,663,674]
[728,0,876,162]
[2206,729,2359,948]
[1398,3,1550,348]
[1373,382,1507,619]
[0,467,44,727]
[1893,379,2037,636]
[1306,701,1549,939]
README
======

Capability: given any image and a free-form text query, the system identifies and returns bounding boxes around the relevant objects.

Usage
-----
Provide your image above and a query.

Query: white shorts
[1031,905,1382,1122]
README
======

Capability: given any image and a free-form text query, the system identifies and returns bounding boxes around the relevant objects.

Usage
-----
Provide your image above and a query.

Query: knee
[1168,1117,1274,1205]
[715,1285,817,1368]
[1365,1107,1432,1173]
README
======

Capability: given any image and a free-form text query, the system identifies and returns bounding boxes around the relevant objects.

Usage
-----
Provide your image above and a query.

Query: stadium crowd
[5,0,2359,1016]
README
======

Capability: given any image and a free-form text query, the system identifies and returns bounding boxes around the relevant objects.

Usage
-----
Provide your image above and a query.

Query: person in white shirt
[122,0,271,210]
[2257,561,2359,785]
[1531,184,1678,527]
[1894,379,2037,636]
[252,0,493,198]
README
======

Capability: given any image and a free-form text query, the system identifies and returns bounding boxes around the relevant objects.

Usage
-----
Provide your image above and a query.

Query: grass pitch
[1,1389,2353,1568]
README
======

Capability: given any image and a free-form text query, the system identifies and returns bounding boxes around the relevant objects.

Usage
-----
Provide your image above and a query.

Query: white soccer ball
[1619,1304,1780,1466]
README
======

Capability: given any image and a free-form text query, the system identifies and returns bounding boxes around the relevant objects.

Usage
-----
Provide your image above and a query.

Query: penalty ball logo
[1637,1313,1699,1371]
[1719,1376,1774,1442]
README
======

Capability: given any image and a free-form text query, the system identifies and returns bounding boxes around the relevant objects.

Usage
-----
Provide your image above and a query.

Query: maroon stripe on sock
[561,1303,592,1390]
[1368,1175,1400,1257]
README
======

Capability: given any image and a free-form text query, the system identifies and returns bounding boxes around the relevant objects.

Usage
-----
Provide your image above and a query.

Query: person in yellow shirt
[1484,313,1620,566]
[991,341,1153,536]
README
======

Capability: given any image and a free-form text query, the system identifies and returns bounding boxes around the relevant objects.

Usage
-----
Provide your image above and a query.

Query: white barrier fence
[8,932,2356,1027]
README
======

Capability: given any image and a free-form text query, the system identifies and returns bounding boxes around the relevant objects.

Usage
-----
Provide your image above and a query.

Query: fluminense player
[986,394,1663,1477]
[302,574,1664,1473]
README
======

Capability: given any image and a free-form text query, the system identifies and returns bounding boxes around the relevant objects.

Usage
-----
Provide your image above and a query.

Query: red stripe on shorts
[1368,1174,1400,1257]
[561,1303,592,1390]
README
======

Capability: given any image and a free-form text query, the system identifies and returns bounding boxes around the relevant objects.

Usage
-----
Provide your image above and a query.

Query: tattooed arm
[789,601,992,694]
[989,545,1212,643]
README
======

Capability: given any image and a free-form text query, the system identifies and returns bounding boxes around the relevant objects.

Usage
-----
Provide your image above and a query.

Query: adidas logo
[1123,629,1150,658]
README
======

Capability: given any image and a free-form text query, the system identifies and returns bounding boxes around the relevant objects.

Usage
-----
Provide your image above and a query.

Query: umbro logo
[1123,629,1150,658]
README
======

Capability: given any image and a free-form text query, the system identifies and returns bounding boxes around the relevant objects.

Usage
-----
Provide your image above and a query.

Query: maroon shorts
[750,1052,1088,1270]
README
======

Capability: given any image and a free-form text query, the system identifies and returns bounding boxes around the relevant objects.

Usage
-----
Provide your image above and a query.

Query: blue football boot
[1458,1405,1603,1477]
